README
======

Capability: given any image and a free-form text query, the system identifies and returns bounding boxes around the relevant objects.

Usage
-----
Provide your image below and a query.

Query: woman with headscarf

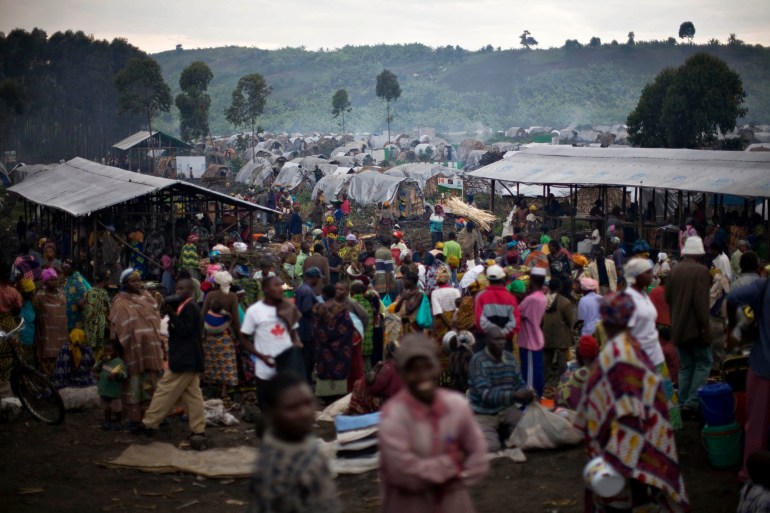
[52,328,96,389]
[624,257,683,430]
[652,252,670,283]
[201,271,241,400]
[576,292,689,513]
[109,268,164,428]
[82,270,111,360]
[61,259,90,331]
[313,284,357,399]
[33,268,69,377]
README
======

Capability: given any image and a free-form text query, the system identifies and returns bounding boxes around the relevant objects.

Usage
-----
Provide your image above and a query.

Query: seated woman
[53,328,97,389]
[556,335,598,410]
[348,340,403,414]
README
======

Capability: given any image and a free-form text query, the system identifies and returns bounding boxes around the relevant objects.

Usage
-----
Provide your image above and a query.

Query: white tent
[312,174,353,202]
[235,158,274,187]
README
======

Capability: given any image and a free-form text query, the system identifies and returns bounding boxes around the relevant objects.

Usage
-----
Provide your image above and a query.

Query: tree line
[0,28,146,163]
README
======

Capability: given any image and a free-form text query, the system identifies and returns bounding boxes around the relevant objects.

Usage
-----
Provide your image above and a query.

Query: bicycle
[0,319,65,425]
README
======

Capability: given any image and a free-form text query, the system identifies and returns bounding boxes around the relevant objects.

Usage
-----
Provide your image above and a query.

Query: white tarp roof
[347,170,410,205]
[386,163,459,191]
[235,158,274,186]
[273,164,315,191]
[312,174,353,202]
[468,146,770,199]
[9,157,275,216]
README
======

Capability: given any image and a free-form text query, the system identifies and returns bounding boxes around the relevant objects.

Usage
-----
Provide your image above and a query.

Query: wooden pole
[490,179,496,215]
[664,190,669,222]
[637,187,643,243]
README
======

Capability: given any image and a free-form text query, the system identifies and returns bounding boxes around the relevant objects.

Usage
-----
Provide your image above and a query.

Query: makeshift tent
[235,158,275,188]
[347,170,424,217]
[273,163,317,192]
[312,174,354,203]
[201,164,230,184]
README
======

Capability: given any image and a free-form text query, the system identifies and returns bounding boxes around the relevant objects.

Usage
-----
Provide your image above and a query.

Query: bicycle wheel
[14,367,65,425]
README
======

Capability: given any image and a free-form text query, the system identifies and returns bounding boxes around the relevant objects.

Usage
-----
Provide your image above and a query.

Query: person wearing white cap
[666,236,712,415]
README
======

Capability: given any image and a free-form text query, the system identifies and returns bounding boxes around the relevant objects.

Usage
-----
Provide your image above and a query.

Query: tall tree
[589,37,602,47]
[519,30,538,50]
[627,31,635,45]
[375,69,401,144]
[331,88,352,134]
[627,53,747,148]
[175,61,213,144]
[678,21,696,44]
[225,73,270,162]
[114,57,172,172]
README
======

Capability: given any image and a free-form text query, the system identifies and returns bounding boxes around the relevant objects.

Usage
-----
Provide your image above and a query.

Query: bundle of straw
[446,197,496,232]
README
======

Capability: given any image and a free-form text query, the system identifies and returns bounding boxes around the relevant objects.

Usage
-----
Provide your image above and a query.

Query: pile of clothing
[334,412,380,467]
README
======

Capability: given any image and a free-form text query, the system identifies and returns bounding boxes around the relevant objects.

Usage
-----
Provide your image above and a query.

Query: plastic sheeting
[312,174,353,202]
[235,158,274,186]
[273,163,316,191]
[347,170,410,205]
[386,163,459,192]
[469,146,770,199]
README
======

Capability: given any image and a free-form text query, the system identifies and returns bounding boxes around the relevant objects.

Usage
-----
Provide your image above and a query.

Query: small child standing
[248,372,339,513]
[94,342,127,430]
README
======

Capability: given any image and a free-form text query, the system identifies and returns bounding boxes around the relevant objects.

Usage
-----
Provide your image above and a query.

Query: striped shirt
[468,349,526,415]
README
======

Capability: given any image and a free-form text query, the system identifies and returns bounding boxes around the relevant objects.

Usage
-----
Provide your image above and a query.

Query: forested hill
[153,42,770,136]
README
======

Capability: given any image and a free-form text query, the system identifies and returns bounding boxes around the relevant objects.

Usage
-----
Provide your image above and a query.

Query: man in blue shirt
[727,277,770,482]
[467,326,535,452]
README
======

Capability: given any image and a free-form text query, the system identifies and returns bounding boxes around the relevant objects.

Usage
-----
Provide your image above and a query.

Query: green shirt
[443,240,462,260]
[94,357,127,399]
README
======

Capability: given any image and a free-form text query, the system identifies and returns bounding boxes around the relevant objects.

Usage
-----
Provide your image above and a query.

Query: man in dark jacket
[296,268,321,384]
[137,279,207,449]
[665,236,711,413]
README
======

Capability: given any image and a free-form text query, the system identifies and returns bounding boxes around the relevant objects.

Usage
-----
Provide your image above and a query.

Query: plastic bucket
[698,382,735,426]
[702,422,742,468]
[583,456,626,497]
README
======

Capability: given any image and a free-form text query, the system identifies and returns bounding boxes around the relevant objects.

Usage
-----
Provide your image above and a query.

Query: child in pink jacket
[378,333,489,513]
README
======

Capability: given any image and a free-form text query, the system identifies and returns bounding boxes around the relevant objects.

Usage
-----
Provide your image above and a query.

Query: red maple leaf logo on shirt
[270,323,285,337]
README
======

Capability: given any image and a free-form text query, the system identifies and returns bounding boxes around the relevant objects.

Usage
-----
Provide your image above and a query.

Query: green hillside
[151,42,770,137]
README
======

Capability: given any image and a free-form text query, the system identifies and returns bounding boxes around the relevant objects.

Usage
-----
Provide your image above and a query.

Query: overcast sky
[2,0,768,53]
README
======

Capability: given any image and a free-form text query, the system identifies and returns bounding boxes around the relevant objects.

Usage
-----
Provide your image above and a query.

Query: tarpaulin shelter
[235,158,275,188]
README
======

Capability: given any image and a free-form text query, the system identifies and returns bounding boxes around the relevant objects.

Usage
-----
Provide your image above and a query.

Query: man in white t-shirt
[240,275,302,407]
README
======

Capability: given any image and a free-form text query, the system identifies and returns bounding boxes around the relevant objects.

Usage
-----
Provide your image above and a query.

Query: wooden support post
[677,191,684,228]
[490,179,496,215]
[664,190,669,222]
[637,187,643,243]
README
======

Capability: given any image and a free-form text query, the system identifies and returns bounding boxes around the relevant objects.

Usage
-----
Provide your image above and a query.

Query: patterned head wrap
[579,277,599,291]
[187,234,199,244]
[41,268,58,283]
[69,328,86,369]
[599,292,636,328]
[119,268,139,284]
[436,266,451,284]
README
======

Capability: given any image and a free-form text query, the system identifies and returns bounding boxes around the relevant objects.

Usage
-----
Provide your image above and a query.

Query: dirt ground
[0,405,741,513]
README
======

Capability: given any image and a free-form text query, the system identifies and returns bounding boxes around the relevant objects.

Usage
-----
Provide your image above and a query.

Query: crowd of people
[1,190,769,513]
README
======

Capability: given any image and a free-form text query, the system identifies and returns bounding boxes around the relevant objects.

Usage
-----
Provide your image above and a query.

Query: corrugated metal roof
[468,146,770,198]
[113,130,192,150]
[8,157,275,216]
